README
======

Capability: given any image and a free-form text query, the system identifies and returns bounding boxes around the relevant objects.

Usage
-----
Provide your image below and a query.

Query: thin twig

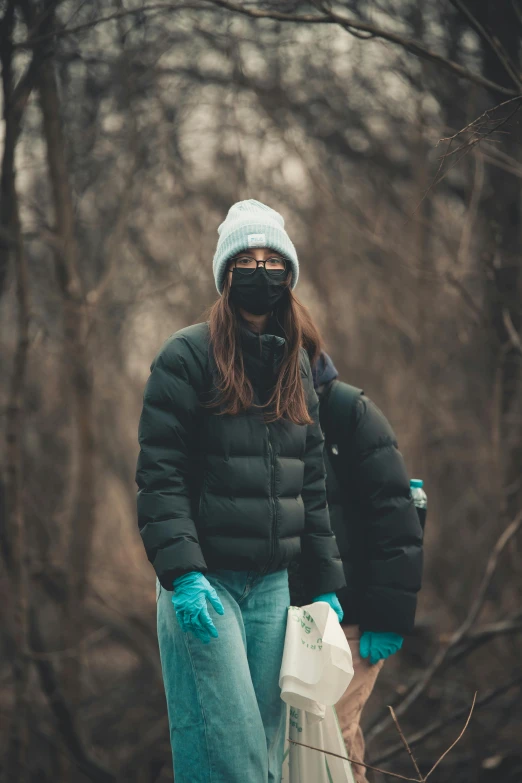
[445,273,482,324]
[288,739,422,781]
[373,676,522,764]
[502,308,522,355]
[294,696,476,780]
[388,706,424,781]
[425,692,477,779]
[439,95,522,145]
[408,98,522,216]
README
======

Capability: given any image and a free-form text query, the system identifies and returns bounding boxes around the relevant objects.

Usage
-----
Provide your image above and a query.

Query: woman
[135,199,346,783]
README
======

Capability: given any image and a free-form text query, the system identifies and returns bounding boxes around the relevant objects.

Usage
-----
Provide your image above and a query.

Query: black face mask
[229,267,287,316]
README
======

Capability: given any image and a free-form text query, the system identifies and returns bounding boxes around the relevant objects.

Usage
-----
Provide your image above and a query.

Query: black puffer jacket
[135,321,346,597]
[288,353,424,634]
[311,355,423,635]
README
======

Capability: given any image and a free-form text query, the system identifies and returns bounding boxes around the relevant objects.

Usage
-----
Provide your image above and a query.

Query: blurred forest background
[1,1,522,782]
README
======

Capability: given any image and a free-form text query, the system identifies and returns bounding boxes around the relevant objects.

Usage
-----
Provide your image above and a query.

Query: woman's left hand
[312,592,344,623]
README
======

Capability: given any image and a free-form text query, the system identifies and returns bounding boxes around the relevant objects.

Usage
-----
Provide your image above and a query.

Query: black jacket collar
[239,314,286,364]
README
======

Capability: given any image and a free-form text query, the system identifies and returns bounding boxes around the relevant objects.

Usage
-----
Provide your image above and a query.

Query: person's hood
[312,351,339,390]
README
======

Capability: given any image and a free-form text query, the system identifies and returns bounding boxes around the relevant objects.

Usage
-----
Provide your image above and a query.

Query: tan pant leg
[336,625,384,783]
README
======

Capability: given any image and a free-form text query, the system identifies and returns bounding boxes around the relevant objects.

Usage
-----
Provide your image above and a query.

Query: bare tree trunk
[0,4,36,781]
[410,86,432,483]
[475,4,522,525]
[23,1,97,710]
[3,146,31,783]
[38,56,96,701]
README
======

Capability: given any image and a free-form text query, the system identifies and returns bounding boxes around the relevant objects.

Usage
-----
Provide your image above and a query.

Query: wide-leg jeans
[156,568,290,783]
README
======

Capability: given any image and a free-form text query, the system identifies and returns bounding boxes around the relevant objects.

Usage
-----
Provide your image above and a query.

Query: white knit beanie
[212,199,299,294]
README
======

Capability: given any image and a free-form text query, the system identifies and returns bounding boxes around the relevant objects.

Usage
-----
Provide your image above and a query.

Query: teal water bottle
[410,479,427,532]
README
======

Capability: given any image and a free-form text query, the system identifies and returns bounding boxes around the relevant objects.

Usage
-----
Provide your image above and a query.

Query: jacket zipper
[263,424,278,574]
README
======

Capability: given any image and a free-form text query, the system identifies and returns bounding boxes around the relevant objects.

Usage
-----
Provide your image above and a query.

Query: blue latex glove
[360,631,403,664]
[312,593,344,623]
[171,572,225,644]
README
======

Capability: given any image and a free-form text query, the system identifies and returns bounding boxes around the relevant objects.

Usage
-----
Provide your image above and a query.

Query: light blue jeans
[156,568,290,783]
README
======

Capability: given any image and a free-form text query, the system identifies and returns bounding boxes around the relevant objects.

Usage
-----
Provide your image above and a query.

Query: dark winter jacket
[313,353,423,635]
[135,322,346,597]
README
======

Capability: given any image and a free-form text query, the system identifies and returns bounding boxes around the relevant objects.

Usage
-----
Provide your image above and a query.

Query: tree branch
[288,738,422,781]
[373,678,522,765]
[1,4,34,778]
[425,692,477,779]
[201,0,518,96]
[291,693,477,782]
[367,511,522,744]
[14,3,205,48]
[12,0,519,96]
[449,0,522,90]
[28,608,116,783]
[389,706,424,781]
[410,95,522,219]
[502,307,522,355]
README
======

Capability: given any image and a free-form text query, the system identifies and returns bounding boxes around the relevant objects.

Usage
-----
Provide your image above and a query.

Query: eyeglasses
[229,254,288,276]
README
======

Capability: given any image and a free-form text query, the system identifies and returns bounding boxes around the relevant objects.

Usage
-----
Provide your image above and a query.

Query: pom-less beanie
[212,199,299,294]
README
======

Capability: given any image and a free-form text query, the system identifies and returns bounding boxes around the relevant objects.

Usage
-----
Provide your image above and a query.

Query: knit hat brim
[212,204,299,294]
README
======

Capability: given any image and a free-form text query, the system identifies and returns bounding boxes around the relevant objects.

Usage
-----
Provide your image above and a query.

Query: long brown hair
[206,274,323,425]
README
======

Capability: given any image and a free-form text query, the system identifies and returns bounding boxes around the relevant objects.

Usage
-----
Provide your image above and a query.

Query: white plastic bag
[279,603,355,783]
[282,704,356,783]
[279,603,354,716]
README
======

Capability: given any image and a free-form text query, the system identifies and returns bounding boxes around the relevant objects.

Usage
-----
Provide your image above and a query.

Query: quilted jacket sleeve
[135,338,207,590]
[351,396,423,635]
[300,361,346,597]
